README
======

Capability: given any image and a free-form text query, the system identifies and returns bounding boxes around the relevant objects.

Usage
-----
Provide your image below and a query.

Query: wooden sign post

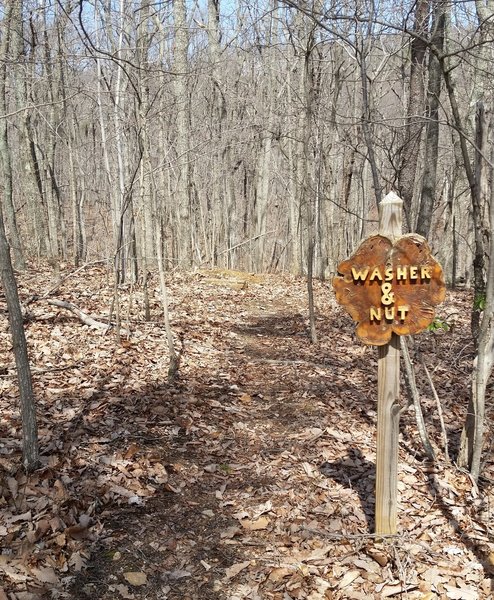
[376,194,403,536]
[333,192,445,535]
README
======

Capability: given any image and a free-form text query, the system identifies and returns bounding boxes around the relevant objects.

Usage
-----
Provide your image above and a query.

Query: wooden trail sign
[332,192,445,534]
[333,233,445,346]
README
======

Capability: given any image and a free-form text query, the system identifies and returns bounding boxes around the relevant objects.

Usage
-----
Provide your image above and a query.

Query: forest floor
[0,264,493,600]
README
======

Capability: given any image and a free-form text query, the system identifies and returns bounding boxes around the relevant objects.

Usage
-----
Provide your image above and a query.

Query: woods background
[0,0,492,285]
[1,3,494,595]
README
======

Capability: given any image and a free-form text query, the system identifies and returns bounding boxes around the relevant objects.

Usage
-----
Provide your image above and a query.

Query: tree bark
[137,0,156,274]
[416,1,445,239]
[0,207,39,471]
[441,44,486,341]
[0,0,25,270]
[358,31,382,208]
[470,102,490,341]
[458,106,494,478]
[301,14,319,341]
[156,211,179,382]
[254,2,279,271]
[173,0,192,266]
[398,0,429,229]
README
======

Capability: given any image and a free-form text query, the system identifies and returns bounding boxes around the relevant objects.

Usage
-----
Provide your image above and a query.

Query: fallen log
[46,299,109,331]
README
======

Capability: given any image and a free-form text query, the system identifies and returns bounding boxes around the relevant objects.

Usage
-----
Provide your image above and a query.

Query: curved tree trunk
[0,207,39,471]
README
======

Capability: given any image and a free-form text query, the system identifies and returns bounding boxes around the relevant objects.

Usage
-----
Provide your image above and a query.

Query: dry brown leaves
[0,265,493,599]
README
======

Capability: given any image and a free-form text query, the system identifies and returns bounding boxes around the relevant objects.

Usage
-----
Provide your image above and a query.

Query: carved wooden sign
[333,233,446,345]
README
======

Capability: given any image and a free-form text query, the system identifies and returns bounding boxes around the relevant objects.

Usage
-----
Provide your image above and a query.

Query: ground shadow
[1,367,278,600]
[231,310,379,430]
[319,447,375,531]
[232,312,309,339]
[425,469,494,591]
[64,377,276,599]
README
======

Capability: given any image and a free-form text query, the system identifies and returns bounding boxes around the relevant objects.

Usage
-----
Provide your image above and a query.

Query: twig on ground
[46,299,129,337]
[400,337,436,460]
[420,352,450,462]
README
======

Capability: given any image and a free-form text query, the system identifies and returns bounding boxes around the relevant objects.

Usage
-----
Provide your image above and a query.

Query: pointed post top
[379,191,403,239]
[382,191,403,204]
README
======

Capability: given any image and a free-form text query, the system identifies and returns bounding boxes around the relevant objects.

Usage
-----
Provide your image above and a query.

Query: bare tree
[458,101,494,480]
[397,0,429,229]
[0,0,25,269]
[173,0,193,266]
[416,0,445,239]
[0,206,39,471]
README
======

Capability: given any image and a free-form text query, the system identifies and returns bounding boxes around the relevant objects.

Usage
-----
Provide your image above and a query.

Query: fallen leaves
[65,514,92,540]
[337,570,361,589]
[113,584,134,599]
[29,567,59,585]
[444,584,479,599]
[0,266,493,599]
[240,516,270,531]
[123,572,148,586]
[224,560,252,580]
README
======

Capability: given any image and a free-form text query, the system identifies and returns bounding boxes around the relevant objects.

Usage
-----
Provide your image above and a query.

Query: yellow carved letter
[370,307,382,321]
[369,267,383,281]
[397,305,409,320]
[385,267,393,281]
[396,265,407,280]
[352,267,369,281]
[409,266,418,279]
[420,266,432,279]
[384,306,395,320]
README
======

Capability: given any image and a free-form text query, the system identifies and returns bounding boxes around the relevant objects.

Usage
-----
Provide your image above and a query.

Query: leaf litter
[0,265,493,598]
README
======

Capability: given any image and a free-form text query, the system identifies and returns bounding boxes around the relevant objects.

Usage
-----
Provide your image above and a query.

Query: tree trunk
[15,9,50,258]
[254,2,279,271]
[286,60,302,275]
[440,38,486,341]
[0,207,39,471]
[68,114,84,266]
[458,105,493,477]
[113,0,129,283]
[207,0,236,269]
[156,210,179,382]
[41,9,63,279]
[416,2,445,239]
[137,0,156,274]
[398,0,429,229]
[470,102,490,341]
[0,0,25,270]
[358,29,382,208]
[302,18,319,342]
[173,0,192,266]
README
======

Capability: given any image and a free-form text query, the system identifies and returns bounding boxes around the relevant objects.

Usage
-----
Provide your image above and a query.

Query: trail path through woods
[0,266,493,599]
